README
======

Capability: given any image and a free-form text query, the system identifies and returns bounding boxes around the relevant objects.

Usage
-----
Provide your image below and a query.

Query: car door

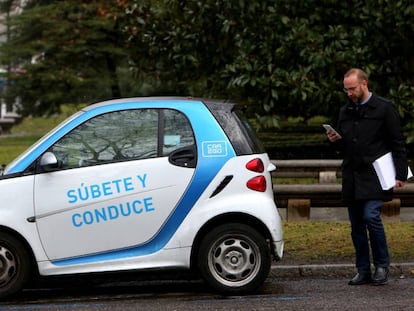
[34,108,196,261]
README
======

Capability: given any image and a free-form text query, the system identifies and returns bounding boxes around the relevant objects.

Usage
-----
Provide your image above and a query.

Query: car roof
[81,96,236,112]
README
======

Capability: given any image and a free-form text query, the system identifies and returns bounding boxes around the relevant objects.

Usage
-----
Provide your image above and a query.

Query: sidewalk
[270,262,414,278]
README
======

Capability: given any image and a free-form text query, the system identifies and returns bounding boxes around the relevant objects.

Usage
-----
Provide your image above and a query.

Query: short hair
[344,68,368,83]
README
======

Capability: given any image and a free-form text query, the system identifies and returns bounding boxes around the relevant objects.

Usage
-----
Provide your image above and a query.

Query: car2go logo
[202,141,228,157]
[0,97,283,298]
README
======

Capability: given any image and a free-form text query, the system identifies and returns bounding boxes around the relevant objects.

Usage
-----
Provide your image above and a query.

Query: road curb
[270,263,414,278]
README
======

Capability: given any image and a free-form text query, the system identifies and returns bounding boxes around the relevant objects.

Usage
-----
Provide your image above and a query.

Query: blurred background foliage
[0,0,413,141]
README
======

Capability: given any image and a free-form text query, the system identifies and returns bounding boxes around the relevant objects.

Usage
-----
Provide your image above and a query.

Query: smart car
[0,97,283,298]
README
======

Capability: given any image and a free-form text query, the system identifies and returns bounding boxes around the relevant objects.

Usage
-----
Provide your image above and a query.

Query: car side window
[49,108,195,170]
[51,109,158,169]
[162,109,195,156]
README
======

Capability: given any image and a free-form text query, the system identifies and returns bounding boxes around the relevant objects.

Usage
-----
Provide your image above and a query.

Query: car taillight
[245,158,264,173]
[246,176,266,192]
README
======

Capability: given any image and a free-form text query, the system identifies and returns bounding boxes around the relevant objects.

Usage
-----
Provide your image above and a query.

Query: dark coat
[335,93,408,202]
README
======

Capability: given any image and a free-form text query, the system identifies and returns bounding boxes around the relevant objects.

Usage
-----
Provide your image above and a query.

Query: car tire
[0,232,31,298]
[197,223,271,294]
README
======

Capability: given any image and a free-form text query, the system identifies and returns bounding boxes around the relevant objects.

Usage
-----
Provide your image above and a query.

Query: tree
[1,0,414,134]
[118,0,239,98]
[121,0,414,123]
[0,0,25,110]
[0,0,129,115]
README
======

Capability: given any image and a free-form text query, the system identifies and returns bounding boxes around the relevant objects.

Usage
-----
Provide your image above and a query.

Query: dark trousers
[347,200,390,273]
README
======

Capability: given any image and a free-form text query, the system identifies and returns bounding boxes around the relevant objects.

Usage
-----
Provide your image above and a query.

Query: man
[326,68,408,285]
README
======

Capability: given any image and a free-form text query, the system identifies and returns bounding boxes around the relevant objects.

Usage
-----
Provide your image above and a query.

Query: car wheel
[0,233,31,298]
[198,223,271,294]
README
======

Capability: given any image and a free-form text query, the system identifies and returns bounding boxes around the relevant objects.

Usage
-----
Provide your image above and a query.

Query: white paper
[373,152,413,190]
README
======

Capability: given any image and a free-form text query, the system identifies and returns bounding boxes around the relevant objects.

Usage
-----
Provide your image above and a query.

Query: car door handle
[169,145,197,168]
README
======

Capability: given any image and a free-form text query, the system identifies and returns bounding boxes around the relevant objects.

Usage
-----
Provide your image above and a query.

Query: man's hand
[326,130,341,142]
[395,180,405,188]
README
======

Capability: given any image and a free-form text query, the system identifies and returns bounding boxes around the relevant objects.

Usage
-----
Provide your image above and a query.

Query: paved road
[1,266,414,310]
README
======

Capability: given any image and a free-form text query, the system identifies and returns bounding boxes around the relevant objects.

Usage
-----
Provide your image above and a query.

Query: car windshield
[3,111,84,175]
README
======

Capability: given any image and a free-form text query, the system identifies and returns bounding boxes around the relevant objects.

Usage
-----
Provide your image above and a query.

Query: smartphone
[323,124,342,138]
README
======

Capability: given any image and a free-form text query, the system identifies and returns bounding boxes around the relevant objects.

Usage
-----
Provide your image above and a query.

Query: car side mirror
[40,152,59,171]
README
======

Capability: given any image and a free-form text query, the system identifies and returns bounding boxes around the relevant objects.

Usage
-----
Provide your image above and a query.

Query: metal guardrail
[270,159,414,221]
[271,159,342,180]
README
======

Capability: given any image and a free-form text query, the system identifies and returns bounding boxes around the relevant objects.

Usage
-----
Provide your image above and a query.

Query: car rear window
[233,108,266,154]
[204,101,266,155]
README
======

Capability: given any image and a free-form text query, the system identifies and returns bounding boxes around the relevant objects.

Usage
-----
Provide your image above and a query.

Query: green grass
[10,115,66,136]
[0,135,40,164]
[283,221,414,264]
[0,105,88,164]
[0,115,66,165]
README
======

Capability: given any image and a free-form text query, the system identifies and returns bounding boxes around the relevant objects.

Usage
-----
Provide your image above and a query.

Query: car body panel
[0,97,283,279]
[34,157,195,260]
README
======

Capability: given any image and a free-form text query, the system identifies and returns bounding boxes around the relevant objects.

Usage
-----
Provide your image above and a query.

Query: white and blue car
[0,97,283,298]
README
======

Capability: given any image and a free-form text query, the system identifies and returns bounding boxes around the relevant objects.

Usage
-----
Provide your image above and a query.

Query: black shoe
[348,273,372,285]
[372,267,389,285]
